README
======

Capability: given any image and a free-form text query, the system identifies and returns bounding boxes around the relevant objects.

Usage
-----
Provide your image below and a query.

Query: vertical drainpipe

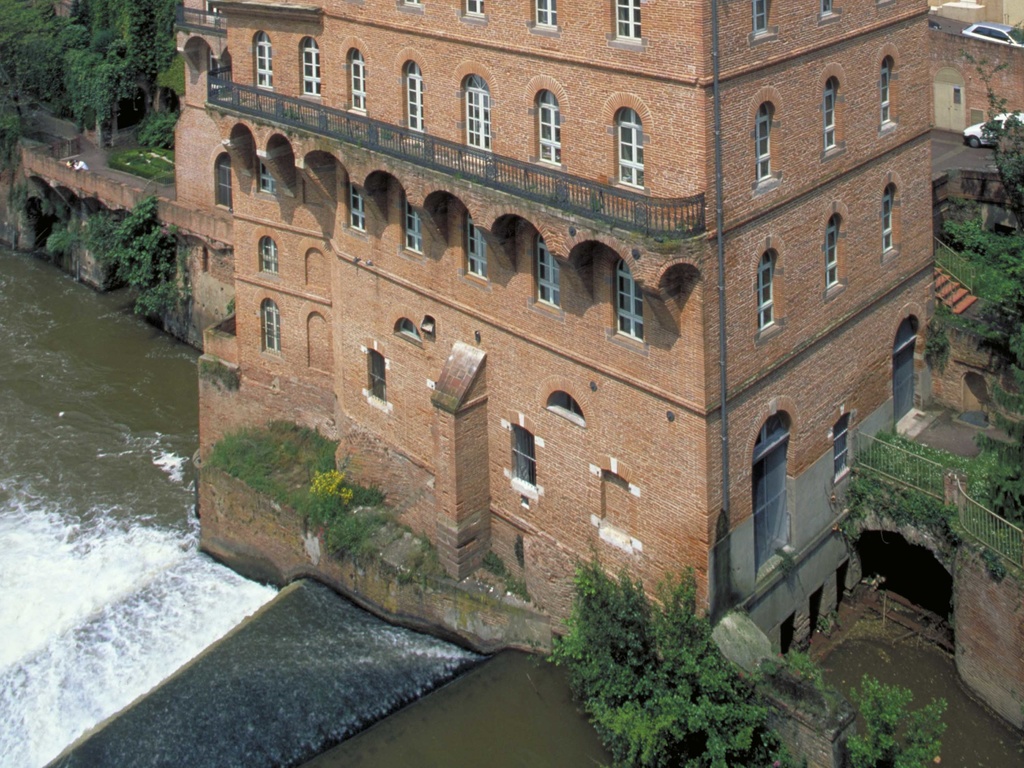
[711,0,730,522]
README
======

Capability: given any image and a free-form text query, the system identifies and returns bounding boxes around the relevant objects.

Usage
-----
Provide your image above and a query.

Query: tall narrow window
[258,162,276,195]
[349,50,366,112]
[405,62,424,133]
[214,153,232,208]
[757,250,775,330]
[823,77,838,151]
[465,75,491,151]
[821,0,833,15]
[753,414,789,572]
[466,216,487,278]
[617,0,641,40]
[536,0,557,26]
[825,214,840,288]
[880,58,893,126]
[538,90,561,164]
[511,425,537,486]
[405,197,423,253]
[261,299,281,353]
[833,414,850,480]
[882,184,895,254]
[616,259,644,340]
[368,350,387,402]
[259,236,278,274]
[535,236,560,307]
[349,184,365,231]
[466,0,484,15]
[755,102,773,182]
[617,108,644,188]
[301,38,320,96]
[752,0,768,34]
[255,31,273,89]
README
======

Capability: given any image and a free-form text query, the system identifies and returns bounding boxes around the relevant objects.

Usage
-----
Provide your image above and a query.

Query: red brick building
[179,0,934,645]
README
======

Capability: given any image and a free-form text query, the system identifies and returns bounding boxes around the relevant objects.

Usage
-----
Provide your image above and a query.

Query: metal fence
[934,238,975,294]
[207,76,706,239]
[854,431,945,499]
[955,478,1024,569]
[176,5,227,35]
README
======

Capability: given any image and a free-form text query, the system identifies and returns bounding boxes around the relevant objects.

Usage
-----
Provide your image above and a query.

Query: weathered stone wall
[930,324,1012,416]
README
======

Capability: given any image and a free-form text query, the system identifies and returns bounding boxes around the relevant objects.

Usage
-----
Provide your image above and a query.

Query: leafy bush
[137,111,179,149]
[108,147,175,182]
[844,472,961,549]
[848,675,946,768]
[551,562,789,768]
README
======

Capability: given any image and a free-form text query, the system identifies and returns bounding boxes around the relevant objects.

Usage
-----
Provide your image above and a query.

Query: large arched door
[934,68,966,131]
[893,318,917,423]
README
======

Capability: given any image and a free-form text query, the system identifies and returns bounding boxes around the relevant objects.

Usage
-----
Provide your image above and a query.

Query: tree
[551,562,788,768]
[848,675,946,768]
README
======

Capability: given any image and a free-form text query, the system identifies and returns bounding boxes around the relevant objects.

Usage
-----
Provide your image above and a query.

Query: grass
[108,147,175,184]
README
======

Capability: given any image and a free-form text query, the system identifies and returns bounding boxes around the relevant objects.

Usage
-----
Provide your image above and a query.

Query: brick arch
[453,61,494,89]
[503,410,538,435]
[252,227,281,265]
[877,42,900,68]
[338,37,370,58]
[539,376,592,417]
[304,247,328,288]
[182,35,212,73]
[595,455,635,485]
[817,63,847,90]
[748,86,783,119]
[653,254,703,288]
[393,48,427,79]
[306,310,332,372]
[751,241,780,283]
[891,304,925,342]
[743,398,800,462]
[526,75,570,113]
[603,93,653,130]
[823,199,851,224]
[536,223,569,260]
[880,169,903,192]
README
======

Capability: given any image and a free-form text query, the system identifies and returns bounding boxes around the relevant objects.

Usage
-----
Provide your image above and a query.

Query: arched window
[617,108,644,188]
[261,299,281,353]
[535,235,560,307]
[880,57,893,126]
[537,90,561,165]
[259,236,278,274]
[616,259,643,340]
[757,250,775,330]
[823,77,838,150]
[882,184,896,253]
[301,38,320,96]
[368,349,387,401]
[511,425,537,486]
[755,102,773,181]
[349,50,366,112]
[547,391,584,425]
[825,214,840,288]
[466,216,487,278]
[405,62,424,133]
[832,414,850,480]
[214,153,232,208]
[753,413,789,571]
[465,75,491,150]
[395,317,420,340]
[255,32,273,89]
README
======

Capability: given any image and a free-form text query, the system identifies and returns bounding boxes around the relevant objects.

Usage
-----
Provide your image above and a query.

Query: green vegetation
[848,675,946,768]
[481,552,529,601]
[206,422,386,557]
[845,473,960,550]
[108,147,174,183]
[551,562,789,768]
[198,358,239,392]
[137,111,179,149]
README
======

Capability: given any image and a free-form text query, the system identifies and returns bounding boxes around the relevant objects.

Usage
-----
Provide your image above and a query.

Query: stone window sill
[881,246,900,266]
[606,329,650,356]
[748,28,779,47]
[817,10,842,26]
[753,175,782,195]
[528,22,561,38]
[755,321,784,345]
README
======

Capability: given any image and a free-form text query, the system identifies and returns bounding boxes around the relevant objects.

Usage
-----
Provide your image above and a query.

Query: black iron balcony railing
[208,76,705,238]
[176,5,227,35]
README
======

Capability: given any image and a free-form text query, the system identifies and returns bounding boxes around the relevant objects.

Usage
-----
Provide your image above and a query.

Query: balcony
[207,77,706,239]
[176,5,227,36]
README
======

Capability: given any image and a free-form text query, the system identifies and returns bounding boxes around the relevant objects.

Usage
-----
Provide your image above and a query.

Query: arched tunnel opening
[856,530,953,620]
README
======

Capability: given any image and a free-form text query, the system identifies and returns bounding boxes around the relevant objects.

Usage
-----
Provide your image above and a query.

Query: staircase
[934,268,978,314]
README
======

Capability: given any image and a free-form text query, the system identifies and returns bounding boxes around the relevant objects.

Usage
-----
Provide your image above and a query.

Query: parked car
[963,112,1024,148]
[961,22,1024,47]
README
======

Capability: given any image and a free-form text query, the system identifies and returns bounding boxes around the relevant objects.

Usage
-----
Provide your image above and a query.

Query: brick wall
[929,27,1024,126]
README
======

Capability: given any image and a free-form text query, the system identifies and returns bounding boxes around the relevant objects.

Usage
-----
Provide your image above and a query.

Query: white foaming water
[152,450,187,484]
[0,497,277,768]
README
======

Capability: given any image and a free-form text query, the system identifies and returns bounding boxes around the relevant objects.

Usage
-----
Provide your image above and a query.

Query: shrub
[137,111,179,149]
[848,675,946,768]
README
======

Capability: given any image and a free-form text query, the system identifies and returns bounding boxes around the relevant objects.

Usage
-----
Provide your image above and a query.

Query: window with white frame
[882,184,895,253]
[466,216,487,278]
[405,62,424,133]
[349,184,365,231]
[825,214,840,288]
[823,77,838,151]
[465,75,491,151]
[821,0,833,15]
[753,414,789,572]
[616,259,644,340]
[511,425,537,487]
[617,108,644,188]
[616,0,641,40]
[752,0,768,35]
[259,236,278,274]
[536,0,557,26]
[755,102,773,182]
[535,236,560,307]
[880,57,893,126]
[258,162,276,195]
[546,390,584,424]
[466,0,484,15]
[301,37,320,96]
[368,349,387,402]
[404,197,423,253]
[255,31,273,89]
[396,317,420,340]
[757,250,775,330]
[349,50,366,112]
[261,298,281,353]
[833,414,850,480]
[537,90,561,164]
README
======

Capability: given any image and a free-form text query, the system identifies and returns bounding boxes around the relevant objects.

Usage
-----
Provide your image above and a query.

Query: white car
[961,22,1024,47]
[963,112,1024,148]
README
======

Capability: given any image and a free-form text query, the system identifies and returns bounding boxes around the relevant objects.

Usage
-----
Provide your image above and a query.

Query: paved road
[931,128,997,175]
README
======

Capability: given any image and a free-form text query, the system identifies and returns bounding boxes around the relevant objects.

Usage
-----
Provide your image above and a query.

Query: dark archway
[856,530,953,619]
